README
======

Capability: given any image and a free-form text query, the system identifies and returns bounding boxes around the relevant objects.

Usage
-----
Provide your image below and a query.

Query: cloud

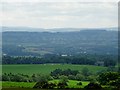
[1,2,118,29]
[1,0,119,3]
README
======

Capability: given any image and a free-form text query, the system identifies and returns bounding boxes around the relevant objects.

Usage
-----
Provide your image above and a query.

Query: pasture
[2,64,107,75]
[2,80,89,88]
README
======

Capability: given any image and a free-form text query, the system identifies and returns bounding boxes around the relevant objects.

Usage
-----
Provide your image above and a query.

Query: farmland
[2,64,107,75]
[1,80,89,89]
[1,30,118,90]
[2,81,35,88]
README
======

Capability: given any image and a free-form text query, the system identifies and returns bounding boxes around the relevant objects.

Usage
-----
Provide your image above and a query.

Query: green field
[49,80,89,88]
[1,80,89,88]
[2,82,35,88]
[2,64,107,75]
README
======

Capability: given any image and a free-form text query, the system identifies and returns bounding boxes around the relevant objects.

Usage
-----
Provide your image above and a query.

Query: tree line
[2,66,118,82]
[2,54,117,67]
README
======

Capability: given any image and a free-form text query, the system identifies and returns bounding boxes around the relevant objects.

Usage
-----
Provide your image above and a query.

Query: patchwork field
[2,64,107,75]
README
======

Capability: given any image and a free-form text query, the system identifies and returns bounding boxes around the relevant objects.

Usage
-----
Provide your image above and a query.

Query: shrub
[57,82,68,89]
[75,74,85,81]
[33,81,48,88]
[98,72,119,85]
[84,82,102,90]
[77,82,82,85]
[87,75,97,82]
[33,80,56,89]
[2,74,10,81]
[59,75,69,84]
[68,75,76,80]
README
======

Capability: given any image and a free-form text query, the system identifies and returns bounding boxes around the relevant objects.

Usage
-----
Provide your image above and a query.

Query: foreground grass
[2,64,107,75]
[50,80,89,88]
[2,81,35,88]
[1,81,117,90]
[2,80,89,89]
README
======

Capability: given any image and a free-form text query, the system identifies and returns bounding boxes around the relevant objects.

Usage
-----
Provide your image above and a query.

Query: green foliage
[2,74,10,81]
[87,75,97,82]
[51,68,79,78]
[33,75,83,89]
[68,75,76,80]
[33,79,56,89]
[107,66,118,72]
[84,82,102,90]
[59,75,69,84]
[57,82,68,89]
[75,74,85,81]
[32,74,53,82]
[81,67,91,76]
[2,55,117,67]
[98,72,120,88]
[104,59,116,67]
[2,64,107,78]
[2,73,29,82]
[2,73,53,83]
[77,81,82,85]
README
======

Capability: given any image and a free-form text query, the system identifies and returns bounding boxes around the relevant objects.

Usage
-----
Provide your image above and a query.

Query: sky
[1,1,118,29]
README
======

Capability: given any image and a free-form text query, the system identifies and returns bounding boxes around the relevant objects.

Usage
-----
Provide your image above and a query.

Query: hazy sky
[1,2,118,29]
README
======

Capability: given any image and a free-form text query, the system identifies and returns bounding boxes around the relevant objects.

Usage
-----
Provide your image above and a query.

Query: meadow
[2,64,107,75]
[1,80,89,89]
[1,64,108,89]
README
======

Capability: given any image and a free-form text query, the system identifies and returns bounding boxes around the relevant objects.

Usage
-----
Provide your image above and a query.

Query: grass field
[2,82,35,88]
[1,81,113,90]
[2,64,107,75]
[1,80,89,88]
[50,80,89,88]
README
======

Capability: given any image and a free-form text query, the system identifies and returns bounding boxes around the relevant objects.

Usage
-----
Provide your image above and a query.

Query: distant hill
[1,26,118,32]
[2,28,118,56]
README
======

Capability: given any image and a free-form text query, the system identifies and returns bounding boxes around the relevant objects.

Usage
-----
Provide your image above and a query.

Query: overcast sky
[1,2,118,29]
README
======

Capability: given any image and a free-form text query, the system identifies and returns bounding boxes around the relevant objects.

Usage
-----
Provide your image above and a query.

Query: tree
[82,67,90,76]
[68,75,76,80]
[2,74,10,81]
[33,75,49,89]
[98,72,120,86]
[75,74,85,81]
[50,69,62,78]
[107,66,117,72]
[57,75,68,88]
[87,75,97,83]
[59,75,69,84]
[77,82,82,85]
[84,82,102,90]
[104,59,116,67]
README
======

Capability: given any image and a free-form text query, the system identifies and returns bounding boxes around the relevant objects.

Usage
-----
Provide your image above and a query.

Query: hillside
[2,28,118,56]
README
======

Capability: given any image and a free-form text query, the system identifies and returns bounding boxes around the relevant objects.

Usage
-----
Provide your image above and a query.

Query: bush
[77,82,82,85]
[51,69,79,78]
[84,82,102,90]
[57,75,69,89]
[59,75,69,84]
[2,74,10,81]
[33,81,56,89]
[98,72,119,85]
[33,81,48,88]
[68,75,76,80]
[87,75,97,82]
[57,82,68,89]
[14,75,23,82]
[75,74,85,81]
[47,83,56,89]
